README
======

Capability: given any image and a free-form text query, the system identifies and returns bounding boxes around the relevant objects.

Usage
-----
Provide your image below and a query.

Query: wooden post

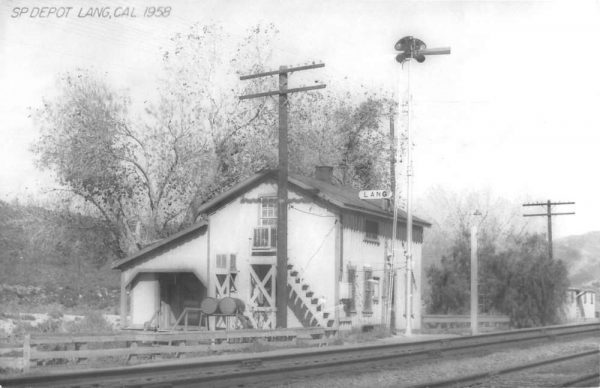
[120,272,127,329]
[276,66,289,328]
[22,334,31,373]
[546,199,553,260]
[239,63,326,329]
[470,224,478,335]
[523,201,575,261]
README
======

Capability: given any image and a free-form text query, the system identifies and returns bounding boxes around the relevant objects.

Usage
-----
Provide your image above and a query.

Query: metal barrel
[200,297,219,315]
[218,297,245,315]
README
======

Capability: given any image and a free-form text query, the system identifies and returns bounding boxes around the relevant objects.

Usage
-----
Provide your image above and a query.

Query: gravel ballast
[272,337,600,388]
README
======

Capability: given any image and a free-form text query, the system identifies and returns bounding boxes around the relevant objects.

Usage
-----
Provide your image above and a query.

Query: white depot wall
[130,273,159,325]
[208,182,279,303]
[121,234,208,288]
[208,180,338,325]
[287,191,338,313]
[341,213,424,330]
[341,213,388,327]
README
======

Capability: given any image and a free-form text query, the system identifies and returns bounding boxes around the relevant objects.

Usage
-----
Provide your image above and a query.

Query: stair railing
[287,264,330,327]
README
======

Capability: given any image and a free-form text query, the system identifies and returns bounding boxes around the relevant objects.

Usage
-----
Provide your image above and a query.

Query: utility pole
[470,210,482,335]
[393,36,450,336]
[523,200,575,260]
[384,108,397,329]
[240,63,326,328]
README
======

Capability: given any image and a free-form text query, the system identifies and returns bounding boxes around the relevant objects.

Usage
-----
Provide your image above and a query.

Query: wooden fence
[421,314,511,333]
[0,327,327,372]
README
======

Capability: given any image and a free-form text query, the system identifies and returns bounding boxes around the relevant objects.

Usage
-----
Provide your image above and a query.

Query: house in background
[565,287,597,321]
[113,167,429,331]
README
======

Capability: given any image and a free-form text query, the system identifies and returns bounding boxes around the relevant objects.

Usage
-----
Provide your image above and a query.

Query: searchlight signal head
[395,36,450,63]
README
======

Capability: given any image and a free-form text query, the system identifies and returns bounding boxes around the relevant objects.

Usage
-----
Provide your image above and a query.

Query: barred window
[253,226,277,249]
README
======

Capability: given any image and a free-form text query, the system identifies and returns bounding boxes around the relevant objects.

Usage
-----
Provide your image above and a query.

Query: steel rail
[1,322,599,387]
[408,349,599,388]
[560,372,600,387]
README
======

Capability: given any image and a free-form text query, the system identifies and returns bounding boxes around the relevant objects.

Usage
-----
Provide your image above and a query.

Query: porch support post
[120,271,127,329]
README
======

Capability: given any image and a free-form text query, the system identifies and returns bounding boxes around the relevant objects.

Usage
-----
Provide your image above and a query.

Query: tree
[158,23,281,218]
[32,71,216,255]
[288,90,394,189]
[32,24,280,255]
[423,190,570,327]
[483,234,569,327]
[32,23,397,256]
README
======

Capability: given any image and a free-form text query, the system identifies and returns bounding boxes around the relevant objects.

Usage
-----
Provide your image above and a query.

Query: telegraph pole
[470,210,482,335]
[385,108,397,329]
[523,200,575,260]
[240,63,326,328]
[393,36,450,335]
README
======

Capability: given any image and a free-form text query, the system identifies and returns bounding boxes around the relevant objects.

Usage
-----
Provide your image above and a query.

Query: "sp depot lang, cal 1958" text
[11,6,171,19]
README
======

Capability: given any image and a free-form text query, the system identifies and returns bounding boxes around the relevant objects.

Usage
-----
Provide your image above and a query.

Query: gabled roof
[113,169,431,271]
[196,169,430,226]
[112,221,207,270]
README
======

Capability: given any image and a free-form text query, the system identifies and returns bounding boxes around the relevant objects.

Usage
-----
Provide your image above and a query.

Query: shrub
[65,311,116,334]
[48,309,63,319]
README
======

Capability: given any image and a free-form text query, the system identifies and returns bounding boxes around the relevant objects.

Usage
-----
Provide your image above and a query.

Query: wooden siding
[340,212,423,330]
[342,212,423,243]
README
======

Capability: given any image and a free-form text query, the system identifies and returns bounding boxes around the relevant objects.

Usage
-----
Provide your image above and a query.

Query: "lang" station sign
[359,190,392,200]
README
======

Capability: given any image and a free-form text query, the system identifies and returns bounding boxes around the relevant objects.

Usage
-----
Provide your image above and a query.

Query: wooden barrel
[218,297,245,315]
[200,297,219,315]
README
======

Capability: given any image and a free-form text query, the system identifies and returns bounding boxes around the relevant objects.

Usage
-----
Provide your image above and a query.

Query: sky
[0,0,598,237]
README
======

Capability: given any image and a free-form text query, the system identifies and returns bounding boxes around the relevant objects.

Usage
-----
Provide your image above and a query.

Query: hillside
[555,231,600,287]
[0,200,121,312]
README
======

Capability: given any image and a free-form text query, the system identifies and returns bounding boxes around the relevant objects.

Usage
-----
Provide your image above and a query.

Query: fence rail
[422,314,511,332]
[0,327,327,372]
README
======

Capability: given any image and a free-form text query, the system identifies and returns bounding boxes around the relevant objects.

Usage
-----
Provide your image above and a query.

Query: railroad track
[1,322,598,388]
[410,349,599,388]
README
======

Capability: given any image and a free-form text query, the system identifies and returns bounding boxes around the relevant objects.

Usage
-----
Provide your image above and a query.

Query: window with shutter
[216,254,227,269]
[229,254,237,271]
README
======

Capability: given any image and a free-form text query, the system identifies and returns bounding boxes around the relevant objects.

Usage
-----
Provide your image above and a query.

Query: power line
[522,200,575,260]
[239,62,326,328]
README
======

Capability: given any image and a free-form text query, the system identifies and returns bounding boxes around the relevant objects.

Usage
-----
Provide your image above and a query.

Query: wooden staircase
[287,264,335,328]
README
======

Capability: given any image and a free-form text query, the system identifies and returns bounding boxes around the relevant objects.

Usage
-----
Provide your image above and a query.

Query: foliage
[484,234,569,327]
[0,199,118,290]
[554,231,600,286]
[289,92,394,190]
[31,22,397,257]
[426,230,569,327]
[417,188,532,308]
[31,70,208,255]
[64,311,116,334]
